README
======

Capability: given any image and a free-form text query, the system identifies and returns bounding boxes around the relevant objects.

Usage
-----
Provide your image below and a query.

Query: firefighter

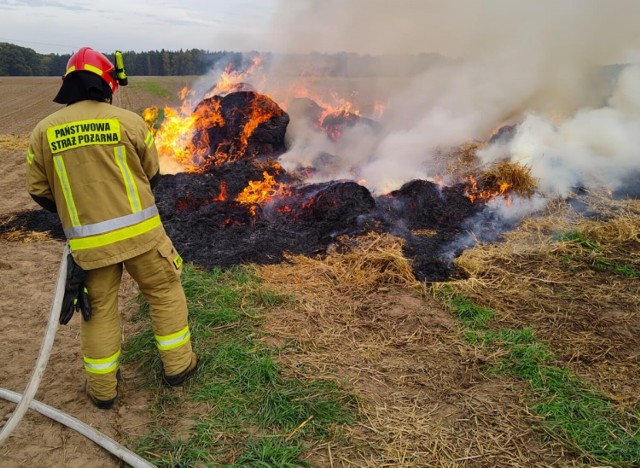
[26,47,198,409]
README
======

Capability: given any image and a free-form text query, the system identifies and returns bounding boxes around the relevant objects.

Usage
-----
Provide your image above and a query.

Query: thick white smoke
[479,65,640,197]
[259,0,640,199]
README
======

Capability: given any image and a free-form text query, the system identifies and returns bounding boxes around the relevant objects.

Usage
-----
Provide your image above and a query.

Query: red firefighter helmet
[64,47,119,93]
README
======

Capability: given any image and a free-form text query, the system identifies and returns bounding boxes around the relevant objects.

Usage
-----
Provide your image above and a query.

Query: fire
[235,170,290,206]
[143,58,285,172]
[464,175,512,203]
[235,97,285,160]
[204,55,266,98]
[144,105,199,171]
[144,92,225,173]
[213,181,228,201]
[372,100,386,119]
[287,82,366,124]
[144,55,380,173]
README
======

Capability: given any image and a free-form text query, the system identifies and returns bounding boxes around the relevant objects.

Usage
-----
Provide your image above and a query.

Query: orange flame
[285,82,367,124]
[213,180,228,201]
[234,97,284,158]
[204,55,266,98]
[464,175,512,203]
[236,170,290,206]
[144,93,225,173]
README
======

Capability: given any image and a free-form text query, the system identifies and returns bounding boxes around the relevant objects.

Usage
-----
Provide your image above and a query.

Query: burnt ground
[1,168,488,282]
[0,87,513,282]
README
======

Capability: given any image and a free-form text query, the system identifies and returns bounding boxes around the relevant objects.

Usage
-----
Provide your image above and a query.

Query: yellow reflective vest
[27,100,164,270]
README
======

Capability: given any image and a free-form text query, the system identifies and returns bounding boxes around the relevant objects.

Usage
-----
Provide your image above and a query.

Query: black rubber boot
[86,369,121,410]
[163,352,198,387]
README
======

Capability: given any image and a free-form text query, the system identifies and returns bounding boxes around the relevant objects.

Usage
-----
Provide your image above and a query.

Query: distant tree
[0,43,47,75]
[0,42,450,78]
[45,53,70,76]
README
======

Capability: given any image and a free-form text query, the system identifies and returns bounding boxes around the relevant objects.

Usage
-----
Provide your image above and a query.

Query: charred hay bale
[273,181,376,227]
[488,124,517,144]
[191,91,289,164]
[384,179,480,230]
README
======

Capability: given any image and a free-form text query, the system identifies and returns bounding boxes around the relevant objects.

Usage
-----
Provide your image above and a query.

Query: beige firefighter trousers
[80,234,193,401]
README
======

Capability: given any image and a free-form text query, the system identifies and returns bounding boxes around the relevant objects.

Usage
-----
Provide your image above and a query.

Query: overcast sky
[0,0,281,54]
[3,0,640,62]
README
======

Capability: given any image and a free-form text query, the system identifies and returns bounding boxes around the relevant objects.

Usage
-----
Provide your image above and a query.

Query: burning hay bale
[154,172,378,270]
[4,83,550,283]
[320,110,379,141]
[287,97,379,141]
[269,181,376,225]
[191,91,289,165]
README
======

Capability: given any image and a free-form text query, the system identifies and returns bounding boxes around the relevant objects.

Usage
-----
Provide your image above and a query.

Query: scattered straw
[255,230,577,466]
[0,228,53,243]
[434,140,485,177]
[451,196,640,406]
[481,161,537,197]
[258,232,424,305]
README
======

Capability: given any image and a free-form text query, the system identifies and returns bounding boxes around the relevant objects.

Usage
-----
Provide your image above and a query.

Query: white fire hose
[0,243,155,468]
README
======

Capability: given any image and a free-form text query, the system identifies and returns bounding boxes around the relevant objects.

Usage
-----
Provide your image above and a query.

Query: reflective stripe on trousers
[84,349,120,375]
[155,325,191,351]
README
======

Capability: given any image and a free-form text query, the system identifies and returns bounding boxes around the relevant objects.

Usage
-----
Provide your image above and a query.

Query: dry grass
[451,194,640,407]
[256,232,577,466]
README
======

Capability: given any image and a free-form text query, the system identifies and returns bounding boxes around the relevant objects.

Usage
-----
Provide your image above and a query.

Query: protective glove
[59,254,92,325]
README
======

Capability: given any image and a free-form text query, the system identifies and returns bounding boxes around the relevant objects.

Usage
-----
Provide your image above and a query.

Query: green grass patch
[435,285,495,329]
[436,287,640,465]
[123,264,356,467]
[591,258,640,278]
[554,230,599,250]
[554,230,639,278]
[235,438,309,467]
[128,79,175,98]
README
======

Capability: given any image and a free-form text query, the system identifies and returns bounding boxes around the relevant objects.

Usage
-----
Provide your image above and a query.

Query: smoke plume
[259,0,640,198]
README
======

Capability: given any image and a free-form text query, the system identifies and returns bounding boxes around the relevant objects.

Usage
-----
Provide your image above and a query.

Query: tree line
[0,42,244,77]
[0,42,446,78]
